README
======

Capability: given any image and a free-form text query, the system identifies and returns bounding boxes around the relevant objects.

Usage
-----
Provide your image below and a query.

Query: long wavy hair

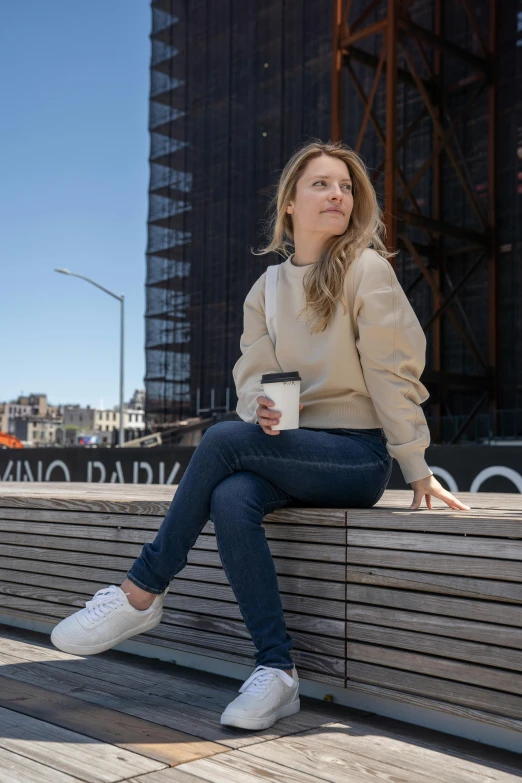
[253,139,398,334]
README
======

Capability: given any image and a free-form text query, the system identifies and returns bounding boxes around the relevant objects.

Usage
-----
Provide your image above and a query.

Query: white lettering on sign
[159,461,181,484]
[110,461,125,483]
[87,461,107,483]
[133,461,153,484]
[44,460,71,482]
[470,466,522,493]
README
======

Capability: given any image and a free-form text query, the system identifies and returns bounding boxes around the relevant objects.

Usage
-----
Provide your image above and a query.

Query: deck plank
[0,705,165,782]
[0,677,228,768]
[1,626,521,783]
[0,646,350,750]
[238,721,522,782]
[122,771,207,783]
[175,751,327,783]
[0,745,87,783]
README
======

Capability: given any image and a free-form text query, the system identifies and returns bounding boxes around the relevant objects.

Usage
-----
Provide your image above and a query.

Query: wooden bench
[0,482,521,752]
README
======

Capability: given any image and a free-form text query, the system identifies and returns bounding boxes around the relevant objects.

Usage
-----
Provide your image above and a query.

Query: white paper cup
[261,371,302,430]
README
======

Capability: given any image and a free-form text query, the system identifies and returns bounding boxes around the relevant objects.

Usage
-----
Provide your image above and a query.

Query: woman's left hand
[409,474,471,511]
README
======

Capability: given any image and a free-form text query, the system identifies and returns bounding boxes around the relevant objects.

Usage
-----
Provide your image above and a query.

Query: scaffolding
[146,0,521,441]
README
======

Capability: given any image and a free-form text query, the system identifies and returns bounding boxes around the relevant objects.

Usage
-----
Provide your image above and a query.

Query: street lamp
[55,268,125,447]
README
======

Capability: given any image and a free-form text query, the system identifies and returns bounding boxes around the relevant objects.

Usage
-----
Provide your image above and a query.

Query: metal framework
[332,0,499,442]
[145,0,520,441]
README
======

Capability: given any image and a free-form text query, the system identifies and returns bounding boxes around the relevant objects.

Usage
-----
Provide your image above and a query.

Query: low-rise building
[14,417,62,447]
[4,394,61,434]
[0,403,7,433]
[62,404,146,446]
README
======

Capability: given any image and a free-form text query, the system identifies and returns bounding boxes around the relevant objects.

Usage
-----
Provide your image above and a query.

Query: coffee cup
[261,371,302,430]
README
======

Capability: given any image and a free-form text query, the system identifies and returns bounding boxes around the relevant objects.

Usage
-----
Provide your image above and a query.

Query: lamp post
[55,269,125,447]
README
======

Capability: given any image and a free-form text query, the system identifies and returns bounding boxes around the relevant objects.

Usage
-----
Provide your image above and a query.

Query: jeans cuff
[126,571,166,595]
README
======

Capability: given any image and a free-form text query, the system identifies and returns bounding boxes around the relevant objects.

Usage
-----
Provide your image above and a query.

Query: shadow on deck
[0,623,521,782]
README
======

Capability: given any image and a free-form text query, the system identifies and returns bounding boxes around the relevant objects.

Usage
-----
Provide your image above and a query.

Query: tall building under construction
[145,0,521,443]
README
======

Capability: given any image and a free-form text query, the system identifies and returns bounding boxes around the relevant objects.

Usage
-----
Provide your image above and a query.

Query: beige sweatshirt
[232,247,433,485]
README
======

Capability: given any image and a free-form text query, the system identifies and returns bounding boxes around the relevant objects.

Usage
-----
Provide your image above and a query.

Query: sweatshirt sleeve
[232,272,283,423]
[353,250,433,485]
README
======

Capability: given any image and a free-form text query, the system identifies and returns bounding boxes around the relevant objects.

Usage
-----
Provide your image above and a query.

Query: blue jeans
[127,420,392,671]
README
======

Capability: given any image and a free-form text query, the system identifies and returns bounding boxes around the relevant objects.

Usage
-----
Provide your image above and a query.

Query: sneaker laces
[84,586,130,623]
[239,665,294,695]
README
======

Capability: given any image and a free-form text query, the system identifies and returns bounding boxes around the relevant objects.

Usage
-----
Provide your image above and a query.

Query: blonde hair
[254,139,398,334]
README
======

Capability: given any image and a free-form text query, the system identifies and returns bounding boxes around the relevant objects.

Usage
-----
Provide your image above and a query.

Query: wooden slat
[0,483,518,510]
[0,567,346,619]
[0,676,228,767]
[264,507,346,526]
[131,633,345,688]
[0,629,240,706]
[123,771,205,783]
[0,575,346,634]
[0,577,346,648]
[347,643,522,696]
[373,490,522,510]
[345,509,522,534]
[347,661,522,720]
[348,530,522,559]
[0,531,346,565]
[0,704,165,781]
[0,517,346,546]
[346,565,522,603]
[0,506,165,528]
[175,750,326,783]
[0,746,85,783]
[0,542,347,581]
[346,547,522,582]
[0,594,345,680]
[347,585,522,627]
[347,622,522,672]
[144,626,345,680]
[135,633,345,688]
[0,555,347,600]
[0,505,348,529]
[240,721,522,783]
[346,604,522,648]
[346,679,522,737]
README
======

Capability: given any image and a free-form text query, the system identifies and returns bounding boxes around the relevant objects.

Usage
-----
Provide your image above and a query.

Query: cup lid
[261,371,302,384]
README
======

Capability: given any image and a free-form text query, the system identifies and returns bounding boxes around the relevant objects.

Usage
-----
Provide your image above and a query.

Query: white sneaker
[51,584,169,656]
[220,665,300,730]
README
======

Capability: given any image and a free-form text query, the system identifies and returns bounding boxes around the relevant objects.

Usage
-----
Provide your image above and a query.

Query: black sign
[388,444,522,494]
[0,446,196,485]
[0,444,521,494]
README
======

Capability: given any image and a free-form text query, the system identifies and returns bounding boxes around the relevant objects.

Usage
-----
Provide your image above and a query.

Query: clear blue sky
[0,1,151,409]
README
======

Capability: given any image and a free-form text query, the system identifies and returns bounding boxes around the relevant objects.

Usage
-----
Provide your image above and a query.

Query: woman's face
[286,155,353,238]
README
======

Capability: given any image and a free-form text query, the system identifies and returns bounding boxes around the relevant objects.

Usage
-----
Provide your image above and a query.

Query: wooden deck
[0,483,521,756]
[0,623,521,783]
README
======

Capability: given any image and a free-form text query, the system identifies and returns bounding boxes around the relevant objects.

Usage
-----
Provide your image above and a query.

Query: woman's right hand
[255,395,304,435]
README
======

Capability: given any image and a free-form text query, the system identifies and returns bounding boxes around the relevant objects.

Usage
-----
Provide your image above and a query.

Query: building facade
[2,394,63,438]
[146,0,521,441]
[63,404,146,445]
[14,417,62,447]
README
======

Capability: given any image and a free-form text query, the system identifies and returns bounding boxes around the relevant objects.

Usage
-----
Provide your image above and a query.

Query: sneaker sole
[220,696,300,730]
[50,612,163,656]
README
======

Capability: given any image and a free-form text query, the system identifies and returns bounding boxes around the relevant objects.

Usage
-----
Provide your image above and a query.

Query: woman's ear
[286,203,294,215]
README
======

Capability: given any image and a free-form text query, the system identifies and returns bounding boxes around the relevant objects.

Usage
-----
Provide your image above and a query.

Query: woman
[51,139,470,732]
